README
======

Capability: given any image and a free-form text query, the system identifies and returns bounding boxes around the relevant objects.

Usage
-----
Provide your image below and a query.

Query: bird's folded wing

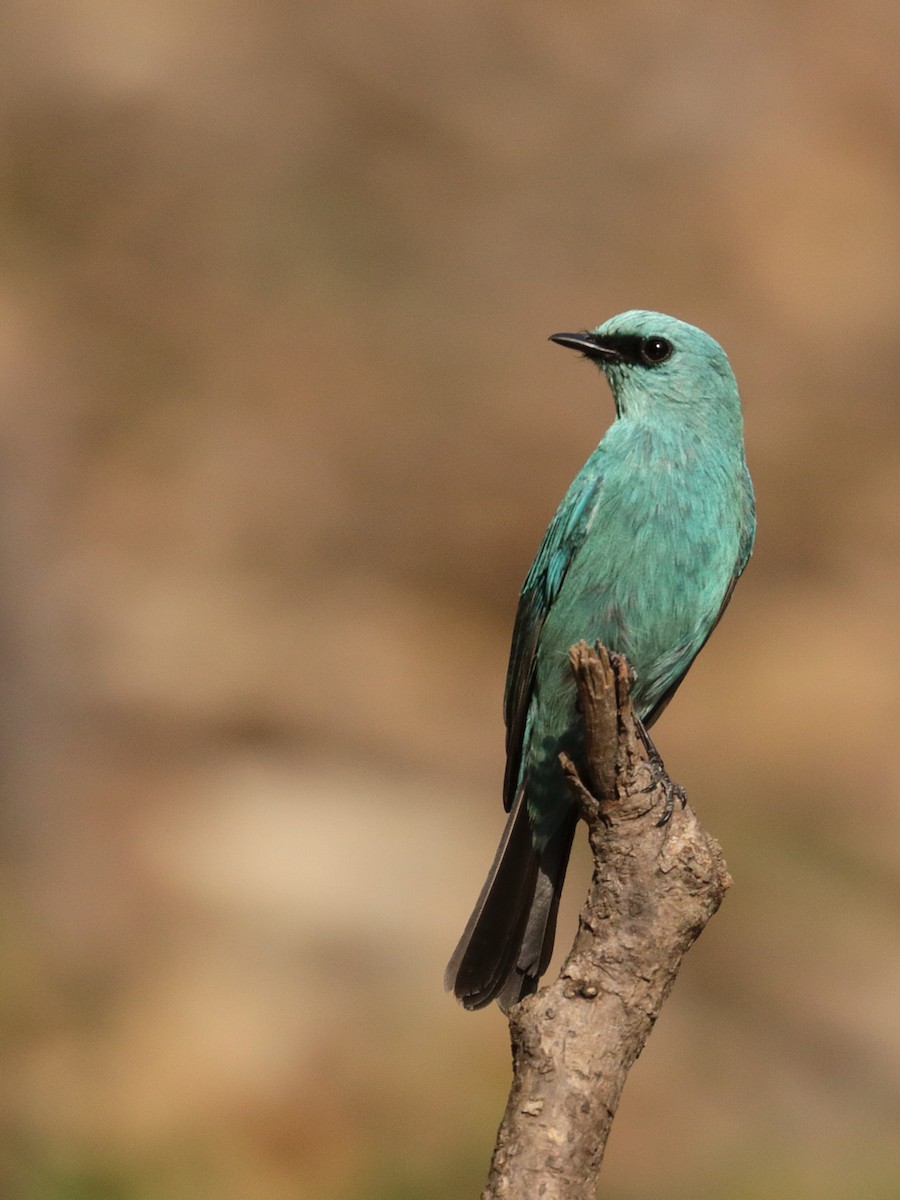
[502,466,605,810]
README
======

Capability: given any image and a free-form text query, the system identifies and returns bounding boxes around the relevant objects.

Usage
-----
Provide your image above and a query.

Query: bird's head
[550,310,739,427]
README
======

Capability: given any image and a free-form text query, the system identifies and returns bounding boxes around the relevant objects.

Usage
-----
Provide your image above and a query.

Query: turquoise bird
[445,310,755,1011]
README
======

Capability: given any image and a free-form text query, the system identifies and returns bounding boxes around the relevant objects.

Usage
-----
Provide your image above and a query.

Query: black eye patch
[600,334,674,367]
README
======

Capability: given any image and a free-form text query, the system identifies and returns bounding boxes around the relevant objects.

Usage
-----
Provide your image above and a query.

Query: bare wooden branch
[482,641,732,1200]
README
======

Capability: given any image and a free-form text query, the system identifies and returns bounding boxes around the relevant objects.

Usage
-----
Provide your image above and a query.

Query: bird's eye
[641,336,673,365]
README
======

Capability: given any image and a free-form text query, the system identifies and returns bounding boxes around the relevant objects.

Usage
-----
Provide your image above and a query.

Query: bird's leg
[636,719,687,826]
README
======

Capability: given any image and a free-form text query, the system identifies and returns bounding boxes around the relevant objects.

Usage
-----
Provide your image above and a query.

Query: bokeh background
[0,2,898,1198]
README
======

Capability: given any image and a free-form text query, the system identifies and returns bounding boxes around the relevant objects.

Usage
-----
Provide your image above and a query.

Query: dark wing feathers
[502,469,604,810]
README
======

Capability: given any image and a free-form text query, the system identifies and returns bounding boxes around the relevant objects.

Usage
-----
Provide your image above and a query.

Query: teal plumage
[446,311,755,1011]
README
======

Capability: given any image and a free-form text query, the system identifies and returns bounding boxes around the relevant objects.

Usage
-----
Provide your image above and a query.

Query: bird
[445,310,755,1012]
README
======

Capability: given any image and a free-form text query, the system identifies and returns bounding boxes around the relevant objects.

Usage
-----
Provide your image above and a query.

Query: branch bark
[482,641,732,1200]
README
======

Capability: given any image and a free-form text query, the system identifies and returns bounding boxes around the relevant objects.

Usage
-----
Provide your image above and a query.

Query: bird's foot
[636,720,687,825]
[649,774,687,826]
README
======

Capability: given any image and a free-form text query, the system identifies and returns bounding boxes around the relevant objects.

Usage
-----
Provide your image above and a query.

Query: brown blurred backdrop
[0,2,898,1198]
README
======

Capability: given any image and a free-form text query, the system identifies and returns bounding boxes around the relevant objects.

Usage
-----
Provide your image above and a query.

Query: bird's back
[531,413,752,780]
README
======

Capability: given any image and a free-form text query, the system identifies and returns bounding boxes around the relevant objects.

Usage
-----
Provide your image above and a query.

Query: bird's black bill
[549,332,622,362]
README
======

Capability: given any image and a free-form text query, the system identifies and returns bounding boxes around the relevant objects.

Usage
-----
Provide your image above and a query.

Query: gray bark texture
[481,641,732,1200]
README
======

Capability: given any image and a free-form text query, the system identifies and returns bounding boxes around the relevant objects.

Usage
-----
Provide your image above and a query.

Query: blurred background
[0,2,898,1197]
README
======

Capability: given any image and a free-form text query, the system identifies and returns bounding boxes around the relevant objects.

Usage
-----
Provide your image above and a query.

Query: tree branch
[482,641,732,1200]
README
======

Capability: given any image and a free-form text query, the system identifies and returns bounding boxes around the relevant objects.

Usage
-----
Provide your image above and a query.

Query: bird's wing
[502,467,604,810]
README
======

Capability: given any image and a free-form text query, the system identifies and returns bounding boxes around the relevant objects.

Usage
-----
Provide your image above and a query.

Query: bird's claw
[638,736,687,825]
[652,776,687,826]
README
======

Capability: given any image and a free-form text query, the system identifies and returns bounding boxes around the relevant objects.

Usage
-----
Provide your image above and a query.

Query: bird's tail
[444,792,577,1011]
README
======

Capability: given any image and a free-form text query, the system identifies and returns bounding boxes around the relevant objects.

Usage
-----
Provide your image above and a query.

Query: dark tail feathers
[444,793,577,1012]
